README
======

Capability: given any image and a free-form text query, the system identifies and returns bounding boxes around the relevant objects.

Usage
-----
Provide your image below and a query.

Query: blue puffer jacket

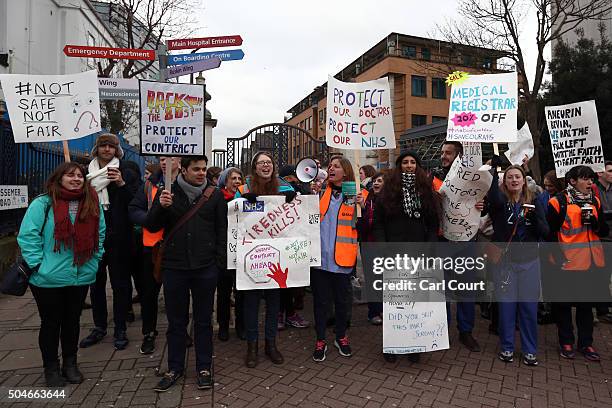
[17,195,106,288]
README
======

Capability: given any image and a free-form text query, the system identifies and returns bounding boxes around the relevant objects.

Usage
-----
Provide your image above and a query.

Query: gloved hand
[241,192,258,203]
[283,190,297,203]
[490,154,503,169]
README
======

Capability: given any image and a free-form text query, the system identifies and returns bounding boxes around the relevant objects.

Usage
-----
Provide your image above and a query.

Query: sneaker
[277,313,286,331]
[498,350,514,363]
[560,344,575,359]
[523,353,538,366]
[334,336,352,357]
[139,333,155,355]
[579,346,601,362]
[114,331,129,350]
[79,327,106,348]
[154,371,182,392]
[286,313,310,328]
[197,369,213,389]
[369,316,383,326]
[312,340,327,362]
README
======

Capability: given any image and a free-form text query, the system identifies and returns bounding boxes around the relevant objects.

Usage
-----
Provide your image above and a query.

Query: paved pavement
[0,290,611,408]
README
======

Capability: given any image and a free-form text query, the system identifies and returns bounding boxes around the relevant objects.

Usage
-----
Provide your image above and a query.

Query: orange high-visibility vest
[433,176,443,192]
[142,181,164,247]
[550,193,605,271]
[319,187,368,268]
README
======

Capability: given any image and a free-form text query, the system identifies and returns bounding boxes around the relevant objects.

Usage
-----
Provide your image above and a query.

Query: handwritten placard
[545,100,604,177]
[326,75,396,149]
[0,70,101,143]
[505,123,534,166]
[139,80,205,156]
[446,72,518,142]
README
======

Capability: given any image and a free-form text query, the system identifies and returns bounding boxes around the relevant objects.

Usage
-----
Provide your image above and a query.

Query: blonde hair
[501,165,533,205]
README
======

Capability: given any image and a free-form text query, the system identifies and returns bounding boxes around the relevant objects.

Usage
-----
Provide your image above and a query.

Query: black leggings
[30,284,88,367]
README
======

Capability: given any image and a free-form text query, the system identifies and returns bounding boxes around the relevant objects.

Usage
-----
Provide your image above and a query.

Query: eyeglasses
[256,160,273,167]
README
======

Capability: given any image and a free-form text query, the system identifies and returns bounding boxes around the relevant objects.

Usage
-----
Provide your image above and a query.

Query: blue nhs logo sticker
[243,201,264,212]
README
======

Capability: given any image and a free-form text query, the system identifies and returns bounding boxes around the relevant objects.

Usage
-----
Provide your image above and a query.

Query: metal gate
[225,123,329,174]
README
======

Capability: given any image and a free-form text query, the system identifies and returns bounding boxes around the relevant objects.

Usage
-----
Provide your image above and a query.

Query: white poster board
[504,123,534,166]
[383,302,449,354]
[0,70,101,143]
[461,142,482,168]
[227,195,321,271]
[326,76,395,149]
[446,72,518,142]
[439,156,492,241]
[139,80,205,156]
[0,185,28,210]
[545,100,605,177]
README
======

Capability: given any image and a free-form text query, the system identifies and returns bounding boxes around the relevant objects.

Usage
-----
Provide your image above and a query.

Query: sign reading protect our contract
[0,186,28,210]
[139,80,205,156]
[446,72,518,143]
[0,70,101,143]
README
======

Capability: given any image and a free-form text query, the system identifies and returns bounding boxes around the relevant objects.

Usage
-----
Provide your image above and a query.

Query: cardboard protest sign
[545,100,605,177]
[0,185,28,210]
[439,156,492,241]
[326,76,395,149]
[505,123,534,166]
[227,195,321,271]
[461,142,482,168]
[139,80,205,156]
[383,301,449,354]
[236,237,311,290]
[0,70,101,143]
[446,72,518,142]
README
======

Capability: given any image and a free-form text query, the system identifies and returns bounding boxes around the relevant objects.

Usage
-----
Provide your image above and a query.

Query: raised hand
[267,262,288,288]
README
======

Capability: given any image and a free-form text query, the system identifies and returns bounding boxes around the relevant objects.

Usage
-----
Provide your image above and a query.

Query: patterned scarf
[401,172,421,218]
[566,184,593,206]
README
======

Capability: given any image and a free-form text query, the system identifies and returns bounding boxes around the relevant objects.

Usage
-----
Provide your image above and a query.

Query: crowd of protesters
[14,132,612,389]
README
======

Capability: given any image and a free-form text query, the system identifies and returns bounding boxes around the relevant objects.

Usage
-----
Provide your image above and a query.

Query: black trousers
[280,287,304,317]
[311,269,351,341]
[89,240,131,333]
[216,268,243,331]
[30,284,88,367]
[553,302,594,348]
[141,248,162,336]
[163,265,218,373]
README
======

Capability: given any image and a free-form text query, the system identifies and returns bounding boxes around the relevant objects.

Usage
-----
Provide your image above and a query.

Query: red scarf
[53,187,99,266]
[222,188,235,202]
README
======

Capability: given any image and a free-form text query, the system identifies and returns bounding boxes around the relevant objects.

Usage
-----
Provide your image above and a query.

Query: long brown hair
[379,154,441,219]
[45,163,99,220]
[501,165,533,205]
[248,151,280,195]
[328,155,355,185]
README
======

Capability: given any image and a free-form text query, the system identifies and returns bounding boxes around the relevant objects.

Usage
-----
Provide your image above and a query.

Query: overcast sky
[188,0,544,149]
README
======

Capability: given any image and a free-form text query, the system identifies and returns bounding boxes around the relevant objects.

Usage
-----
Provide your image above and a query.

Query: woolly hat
[91,133,124,159]
[218,167,241,189]
[396,150,422,168]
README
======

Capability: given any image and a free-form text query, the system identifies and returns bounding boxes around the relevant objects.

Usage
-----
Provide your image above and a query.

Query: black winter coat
[145,181,228,271]
[373,200,439,243]
[128,170,163,227]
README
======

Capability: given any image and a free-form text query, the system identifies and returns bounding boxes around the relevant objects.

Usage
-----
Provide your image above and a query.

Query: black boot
[62,355,83,384]
[264,340,284,365]
[44,361,66,387]
[246,341,258,368]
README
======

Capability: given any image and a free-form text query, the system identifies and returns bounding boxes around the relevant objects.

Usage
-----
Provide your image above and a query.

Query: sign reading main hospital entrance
[326,76,395,150]
[167,35,243,51]
[139,80,205,156]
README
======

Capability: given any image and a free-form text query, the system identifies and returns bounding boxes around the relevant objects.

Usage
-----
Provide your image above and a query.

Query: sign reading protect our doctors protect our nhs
[167,49,244,66]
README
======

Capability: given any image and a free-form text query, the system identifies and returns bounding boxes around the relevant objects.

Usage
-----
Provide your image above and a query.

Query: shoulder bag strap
[163,186,215,244]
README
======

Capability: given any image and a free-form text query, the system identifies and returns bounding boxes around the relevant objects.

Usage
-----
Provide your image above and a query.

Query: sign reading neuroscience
[0,70,101,143]
[326,76,395,149]
[139,80,204,156]
[0,185,28,210]
[227,195,321,272]
[505,123,534,166]
[446,72,518,142]
[439,156,492,241]
[545,100,605,177]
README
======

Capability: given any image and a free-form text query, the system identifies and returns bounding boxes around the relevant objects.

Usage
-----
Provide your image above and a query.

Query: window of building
[306,116,312,130]
[412,114,427,127]
[432,116,447,123]
[422,47,431,60]
[482,57,492,69]
[299,120,304,129]
[432,78,446,99]
[411,76,426,97]
[403,46,416,58]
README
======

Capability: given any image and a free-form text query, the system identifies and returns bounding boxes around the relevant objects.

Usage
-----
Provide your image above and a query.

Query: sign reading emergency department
[326,76,395,149]
[446,72,518,142]
[138,80,205,156]
[0,70,101,143]
[0,185,28,210]
[63,45,156,61]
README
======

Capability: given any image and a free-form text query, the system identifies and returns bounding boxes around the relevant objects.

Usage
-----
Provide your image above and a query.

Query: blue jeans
[446,301,475,333]
[496,258,540,354]
[243,289,280,342]
[163,265,218,373]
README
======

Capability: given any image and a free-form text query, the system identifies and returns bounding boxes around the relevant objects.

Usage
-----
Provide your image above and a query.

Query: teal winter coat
[17,195,106,288]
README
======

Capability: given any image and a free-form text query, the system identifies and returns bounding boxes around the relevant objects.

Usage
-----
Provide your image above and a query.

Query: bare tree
[95,0,198,136]
[437,0,612,179]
